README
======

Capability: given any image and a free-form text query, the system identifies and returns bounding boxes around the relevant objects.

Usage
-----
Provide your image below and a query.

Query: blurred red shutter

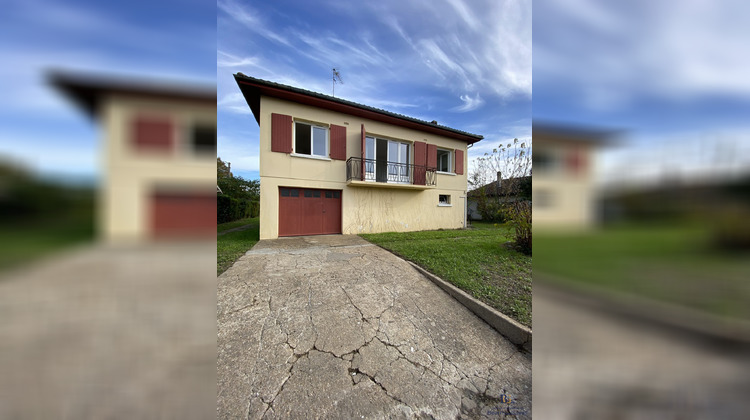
[414,141,426,185]
[134,116,173,151]
[360,124,366,180]
[427,144,437,169]
[271,113,292,153]
[329,124,346,160]
[455,149,464,174]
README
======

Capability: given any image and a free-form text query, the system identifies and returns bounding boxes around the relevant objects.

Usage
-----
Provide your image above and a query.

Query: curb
[407,262,532,352]
[535,272,750,347]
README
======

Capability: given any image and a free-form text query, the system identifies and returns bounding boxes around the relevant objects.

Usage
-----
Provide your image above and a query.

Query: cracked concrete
[218,235,531,419]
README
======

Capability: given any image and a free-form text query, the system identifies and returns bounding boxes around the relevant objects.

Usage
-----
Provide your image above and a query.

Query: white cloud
[453,93,485,112]
[535,0,750,108]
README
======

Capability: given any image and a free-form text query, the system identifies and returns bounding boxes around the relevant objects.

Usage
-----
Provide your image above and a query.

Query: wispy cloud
[217,0,291,47]
[453,93,485,112]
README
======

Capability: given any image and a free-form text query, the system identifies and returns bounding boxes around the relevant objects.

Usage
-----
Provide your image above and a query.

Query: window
[438,194,451,206]
[534,189,553,208]
[533,151,556,173]
[295,121,328,157]
[437,148,452,172]
[365,135,410,183]
[191,124,216,154]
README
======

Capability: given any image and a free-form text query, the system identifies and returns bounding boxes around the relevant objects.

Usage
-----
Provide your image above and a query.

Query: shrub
[218,195,248,224]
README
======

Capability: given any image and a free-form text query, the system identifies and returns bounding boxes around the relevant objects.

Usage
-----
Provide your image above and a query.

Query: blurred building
[533,123,614,229]
[50,72,216,242]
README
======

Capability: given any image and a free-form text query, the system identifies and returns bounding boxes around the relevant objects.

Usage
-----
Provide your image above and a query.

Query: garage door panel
[151,192,216,239]
[279,187,341,237]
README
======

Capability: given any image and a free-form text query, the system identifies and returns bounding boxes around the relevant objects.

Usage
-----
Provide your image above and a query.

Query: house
[50,71,217,242]
[467,172,532,220]
[234,74,483,240]
[532,123,613,229]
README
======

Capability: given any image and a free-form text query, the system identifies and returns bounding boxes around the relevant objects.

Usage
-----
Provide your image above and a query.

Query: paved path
[0,242,217,419]
[534,283,750,419]
[218,223,257,236]
[217,235,531,419]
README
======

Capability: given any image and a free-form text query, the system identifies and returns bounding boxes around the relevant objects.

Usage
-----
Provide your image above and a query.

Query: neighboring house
[467,173,532,220]
[51,71,217,242]
[234,74,483,240]
[533,123,613,229]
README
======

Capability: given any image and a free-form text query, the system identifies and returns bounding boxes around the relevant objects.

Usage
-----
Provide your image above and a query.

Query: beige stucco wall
[258,96,471,240]
[532,141,596,230]
[100,95,216,243]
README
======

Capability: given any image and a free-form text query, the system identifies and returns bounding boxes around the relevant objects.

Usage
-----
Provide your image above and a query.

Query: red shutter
[414,141,427,185]
[455,149,464,175]
[271,113,292,153]
[360,124,366,181]
[134,115,173,152]
[427,144,437,169]
[329,124,346,160]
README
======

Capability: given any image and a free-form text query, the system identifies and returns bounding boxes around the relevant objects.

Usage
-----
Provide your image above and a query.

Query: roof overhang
[49,70,216,119]
[234,73,483,144]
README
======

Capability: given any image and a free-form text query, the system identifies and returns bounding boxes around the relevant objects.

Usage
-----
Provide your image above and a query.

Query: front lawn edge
[407,261,532,352]
[536,271,750,347]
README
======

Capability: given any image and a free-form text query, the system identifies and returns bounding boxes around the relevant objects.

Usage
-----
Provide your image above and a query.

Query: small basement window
[438,194,451,206]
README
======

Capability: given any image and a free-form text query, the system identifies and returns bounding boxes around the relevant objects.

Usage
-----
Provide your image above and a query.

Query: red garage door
[150,191,216,239]
[279,187,341,237]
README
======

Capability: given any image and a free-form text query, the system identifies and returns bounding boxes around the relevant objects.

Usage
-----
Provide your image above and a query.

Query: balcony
[346,157,436,189]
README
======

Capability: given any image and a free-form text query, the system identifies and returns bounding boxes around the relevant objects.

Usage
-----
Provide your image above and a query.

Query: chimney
[496,171,502,191]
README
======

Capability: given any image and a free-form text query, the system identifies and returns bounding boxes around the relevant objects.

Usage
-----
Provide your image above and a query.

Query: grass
[534,222,750,320]
[217,217,260,275]
[360,222,532,327]
[0,213,95,272]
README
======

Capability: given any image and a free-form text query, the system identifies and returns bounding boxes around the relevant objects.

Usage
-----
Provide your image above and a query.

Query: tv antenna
[332,68,343,97]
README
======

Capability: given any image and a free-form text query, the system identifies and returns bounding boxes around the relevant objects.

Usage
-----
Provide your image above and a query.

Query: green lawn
[217,217,260,275]
[361,222,532,327]
[0,216,94,272]
[534,222,750,320]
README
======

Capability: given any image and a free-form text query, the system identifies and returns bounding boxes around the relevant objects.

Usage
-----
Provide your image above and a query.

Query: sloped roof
[234,73,483,144]
[49,70,215,118]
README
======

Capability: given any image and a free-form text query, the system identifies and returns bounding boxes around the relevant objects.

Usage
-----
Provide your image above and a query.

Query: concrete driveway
[217,235,531,419]
[0,242,217,419]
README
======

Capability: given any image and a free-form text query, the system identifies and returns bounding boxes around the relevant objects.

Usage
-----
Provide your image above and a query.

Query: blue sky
[0,0,215,183]
[533,0,750,185]
[218,0,531,181]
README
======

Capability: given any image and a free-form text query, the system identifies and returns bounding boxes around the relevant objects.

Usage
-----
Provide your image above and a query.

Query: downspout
[463,143,473,229]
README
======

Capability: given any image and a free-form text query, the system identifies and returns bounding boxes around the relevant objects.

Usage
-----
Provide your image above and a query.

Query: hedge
[218,196,259,224]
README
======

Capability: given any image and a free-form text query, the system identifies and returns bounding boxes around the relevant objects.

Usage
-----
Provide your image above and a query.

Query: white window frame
[437,148,452,174]
[293,120,329,159]
[365,135,411,183]
[438,194,452,206]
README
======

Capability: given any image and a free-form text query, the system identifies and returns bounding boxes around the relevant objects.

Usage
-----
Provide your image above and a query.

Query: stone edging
[536,273,750,347]
[406,261,532,352]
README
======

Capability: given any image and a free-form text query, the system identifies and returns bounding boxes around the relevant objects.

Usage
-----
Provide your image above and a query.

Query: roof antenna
[332,68,343,97]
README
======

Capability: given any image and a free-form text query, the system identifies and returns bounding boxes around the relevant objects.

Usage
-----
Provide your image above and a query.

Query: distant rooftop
[234,73,483,144]
[533,121,622,145]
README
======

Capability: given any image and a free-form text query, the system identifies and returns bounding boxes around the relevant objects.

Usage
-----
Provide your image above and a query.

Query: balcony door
[365,136,410,183]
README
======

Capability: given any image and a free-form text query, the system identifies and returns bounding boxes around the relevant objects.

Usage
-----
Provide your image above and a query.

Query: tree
[217,157,259,201]
[470,138,532,254]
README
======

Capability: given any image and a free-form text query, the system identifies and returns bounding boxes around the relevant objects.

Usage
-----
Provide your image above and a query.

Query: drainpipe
[461,192,467,228]
[463,143,473,229]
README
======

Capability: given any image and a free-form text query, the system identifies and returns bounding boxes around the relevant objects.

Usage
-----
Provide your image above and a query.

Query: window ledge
[437,203,452,207]
[437,171,456,176]
[290,153,331,161]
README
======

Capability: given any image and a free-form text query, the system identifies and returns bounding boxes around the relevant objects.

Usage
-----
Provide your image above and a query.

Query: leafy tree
[470,138,532,254]
[217,157,259,201]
